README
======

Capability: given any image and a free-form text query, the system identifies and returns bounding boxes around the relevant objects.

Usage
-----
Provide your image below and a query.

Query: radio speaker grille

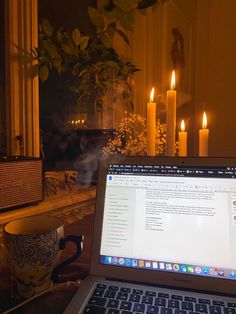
[0,158,43,210]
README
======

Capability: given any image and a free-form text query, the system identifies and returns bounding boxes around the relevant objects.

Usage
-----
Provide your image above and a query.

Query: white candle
[166,70,177,156]
[147,87,156,156]
[178,120,187,156]
[199,112,209,156]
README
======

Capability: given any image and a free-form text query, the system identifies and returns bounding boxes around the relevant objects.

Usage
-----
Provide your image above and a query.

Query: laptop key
[174,310,187,314]
[121,311,132,314]
[146,291,157,297]
[171,295,183,301]
[158,293,170,299]
[224,308,236,314]
[107,309,119,314]
[129,294,141,302]
[105,290,116,299]
[107,299,119,308]
[213,301,225,307]
[228,304,236,308]
[92,289,105,297]
[181,301,194,311]
[155,297,167,307]
[209,305,222,314]
[96,284,107,289]
[185,297,197,302]
[133,289,144,295]
[199,299,211,305]
[84,305,106,313]
[160,307,173,314]
[147,305,159,313]
[120,301,132,310]
[195,303,208,313]
[117,292,129,301]
[133,303,146,312]
[88,296,107,307]
[168,299,180,309]
[142,295,154,304]
[109,286,119,291]
[120,287,131,293]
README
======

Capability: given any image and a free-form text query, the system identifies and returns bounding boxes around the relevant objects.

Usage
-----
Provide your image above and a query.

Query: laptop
[64,156,236,314]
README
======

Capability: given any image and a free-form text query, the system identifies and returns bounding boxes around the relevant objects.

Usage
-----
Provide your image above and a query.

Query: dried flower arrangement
[103,112,172,156]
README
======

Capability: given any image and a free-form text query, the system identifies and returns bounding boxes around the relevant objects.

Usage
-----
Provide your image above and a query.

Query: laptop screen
[99,161,236,281]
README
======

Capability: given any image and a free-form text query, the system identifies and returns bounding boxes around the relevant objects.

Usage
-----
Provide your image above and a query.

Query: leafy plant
[24,0,167,116]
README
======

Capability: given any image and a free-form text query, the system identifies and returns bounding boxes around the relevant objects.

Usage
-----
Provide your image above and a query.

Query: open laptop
[64,156,236,313]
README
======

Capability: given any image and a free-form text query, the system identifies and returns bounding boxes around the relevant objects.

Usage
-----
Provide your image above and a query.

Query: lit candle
[199,112,209,156]
[166,70,177,156]
[147,87,156,156]
[178,120,187,156]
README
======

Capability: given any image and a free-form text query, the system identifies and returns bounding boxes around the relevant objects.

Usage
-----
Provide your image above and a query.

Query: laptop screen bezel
[90,156,236,296]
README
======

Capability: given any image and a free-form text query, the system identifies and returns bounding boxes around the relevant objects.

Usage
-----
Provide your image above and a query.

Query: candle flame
[181,120,185,132]
[202,112,207,129]
[150,87,155,102]
[171,70,176,90]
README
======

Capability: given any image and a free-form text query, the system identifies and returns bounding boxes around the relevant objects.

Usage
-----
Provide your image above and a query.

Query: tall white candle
[147,87,156,156]
[199,112,209,156]
[166,70,177,156]
[178,120,187,156]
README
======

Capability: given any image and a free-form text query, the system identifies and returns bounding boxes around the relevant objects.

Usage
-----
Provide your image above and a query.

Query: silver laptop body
[64,156,236,314]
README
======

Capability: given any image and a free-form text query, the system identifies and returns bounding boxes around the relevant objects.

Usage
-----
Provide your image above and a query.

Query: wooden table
[0,213,94,313]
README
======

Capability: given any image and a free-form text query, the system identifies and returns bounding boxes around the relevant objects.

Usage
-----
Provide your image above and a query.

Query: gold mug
[3,215,83,299]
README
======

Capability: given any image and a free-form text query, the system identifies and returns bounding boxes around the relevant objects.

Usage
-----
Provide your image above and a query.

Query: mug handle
[51,234,84,283]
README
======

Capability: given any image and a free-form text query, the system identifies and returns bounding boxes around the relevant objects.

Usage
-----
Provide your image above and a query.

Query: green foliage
[88,7,105,30]
[26,0,165,113]
[41,19,53,37]
[72,28,81,46]
[116,29,130,45]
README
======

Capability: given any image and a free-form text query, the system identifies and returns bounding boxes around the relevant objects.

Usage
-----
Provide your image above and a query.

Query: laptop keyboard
[83,282,236,314]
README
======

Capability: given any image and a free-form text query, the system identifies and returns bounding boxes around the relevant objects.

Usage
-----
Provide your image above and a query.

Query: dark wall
[38,0,96,33]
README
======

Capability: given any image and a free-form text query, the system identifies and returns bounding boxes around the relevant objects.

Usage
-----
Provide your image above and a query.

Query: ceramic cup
[3,215,83,299]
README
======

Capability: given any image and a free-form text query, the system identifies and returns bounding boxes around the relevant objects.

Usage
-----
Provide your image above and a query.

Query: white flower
[103,113,178,156]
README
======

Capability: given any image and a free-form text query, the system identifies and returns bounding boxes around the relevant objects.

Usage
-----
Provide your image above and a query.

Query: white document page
[100,174,235,269]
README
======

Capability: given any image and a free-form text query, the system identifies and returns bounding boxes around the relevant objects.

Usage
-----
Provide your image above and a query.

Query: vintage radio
[0,156,43,211]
